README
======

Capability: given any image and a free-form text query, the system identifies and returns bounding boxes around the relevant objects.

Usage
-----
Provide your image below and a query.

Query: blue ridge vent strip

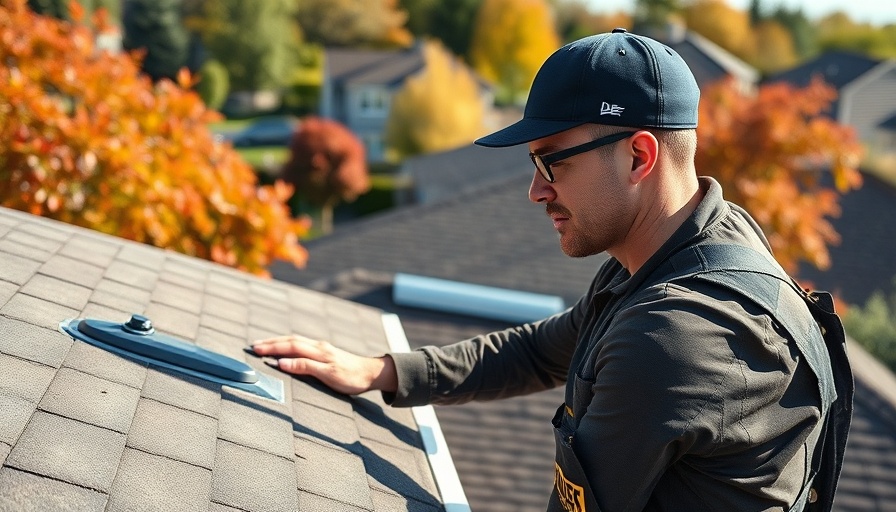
[59,316,285,403]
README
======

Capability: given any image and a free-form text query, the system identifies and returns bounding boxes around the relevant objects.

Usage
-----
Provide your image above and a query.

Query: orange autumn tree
[0,0,307,275]
[697,77,863,273]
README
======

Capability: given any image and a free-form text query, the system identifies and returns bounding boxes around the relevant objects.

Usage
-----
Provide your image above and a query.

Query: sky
[584,0,896,25]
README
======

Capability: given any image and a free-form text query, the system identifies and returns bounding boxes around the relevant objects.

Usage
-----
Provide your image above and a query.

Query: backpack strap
[653,243,853,510]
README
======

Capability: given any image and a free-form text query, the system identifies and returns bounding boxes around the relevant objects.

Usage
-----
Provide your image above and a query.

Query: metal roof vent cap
[60,314,284,403]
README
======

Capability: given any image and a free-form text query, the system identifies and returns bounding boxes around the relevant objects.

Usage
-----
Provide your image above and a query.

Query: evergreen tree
[122,0,189,81]
[194,0,299,92]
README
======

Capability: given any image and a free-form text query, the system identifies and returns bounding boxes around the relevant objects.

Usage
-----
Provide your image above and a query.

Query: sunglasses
[529,131,637,183]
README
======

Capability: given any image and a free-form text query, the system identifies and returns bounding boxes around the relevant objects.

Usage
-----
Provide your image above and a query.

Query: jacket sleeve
[385,293,587,407]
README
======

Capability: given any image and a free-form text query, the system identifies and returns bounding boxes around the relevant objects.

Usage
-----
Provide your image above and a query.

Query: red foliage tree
[0,0,307,275]
[280,116,370,233]
[697,77,864,273]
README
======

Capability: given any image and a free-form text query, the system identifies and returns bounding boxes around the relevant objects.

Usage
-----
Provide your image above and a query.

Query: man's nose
[529,170,557,204]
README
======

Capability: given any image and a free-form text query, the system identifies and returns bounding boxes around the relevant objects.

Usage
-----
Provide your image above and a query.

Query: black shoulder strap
[656,243,854,511]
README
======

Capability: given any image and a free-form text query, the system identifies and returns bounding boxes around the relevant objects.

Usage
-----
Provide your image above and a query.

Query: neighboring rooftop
[0,206,464,511]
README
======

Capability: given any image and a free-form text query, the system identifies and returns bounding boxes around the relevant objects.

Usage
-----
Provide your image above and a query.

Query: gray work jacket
[388,178,837,511]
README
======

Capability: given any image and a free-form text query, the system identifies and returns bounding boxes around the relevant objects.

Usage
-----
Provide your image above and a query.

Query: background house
[0,206,468,511]
[766,51,896,162]
[320,44,494,163]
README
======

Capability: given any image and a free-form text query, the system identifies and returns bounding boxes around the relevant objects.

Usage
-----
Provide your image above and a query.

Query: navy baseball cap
[475,28,700,148]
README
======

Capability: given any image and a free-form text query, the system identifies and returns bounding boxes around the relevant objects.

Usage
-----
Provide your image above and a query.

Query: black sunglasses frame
[529,131,637,183]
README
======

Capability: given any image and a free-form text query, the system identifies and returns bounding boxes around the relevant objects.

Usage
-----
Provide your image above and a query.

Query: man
[254,29,844,511]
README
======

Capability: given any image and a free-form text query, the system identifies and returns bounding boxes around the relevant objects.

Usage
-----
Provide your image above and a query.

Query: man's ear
[629,131,659,184]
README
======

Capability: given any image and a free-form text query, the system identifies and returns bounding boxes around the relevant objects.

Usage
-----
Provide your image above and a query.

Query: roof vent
[60,315,284,403]
[392,273,565,324]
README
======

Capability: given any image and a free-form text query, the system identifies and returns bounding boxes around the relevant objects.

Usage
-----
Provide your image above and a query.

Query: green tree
[633,0,681,30]
[191,0,299,92]
[769,5,817,59]
[753,20,798,74]
[400,0,482,59]
[555,0,632,43]
[27,0,121,23]
[681,0,756,63]
[122,0,189,81]
[844,278,896,373]
[385,40,486,160]
[195,58,229,110]
[296,0,412,48]
[469,0,560,105]
[816,12,896,59]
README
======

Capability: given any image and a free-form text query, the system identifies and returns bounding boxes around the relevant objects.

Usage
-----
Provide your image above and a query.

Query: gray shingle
[211,440,298,512]
[21,273,92,310]
[0,467,107,512]
[4,229,65,254]
[0,250,40,286]
[0,293,79,330]
[294,436,374,510]
[363,438,439,506]
[38,367,140,433]
[292,378,355,419]
[140,366,221,418]
[151,280,203,315]
[60,235,119,267]
[202,294,249,325]
[127,398,217,469]
[0,281,15,309]
[0,353,55,403]
[118,244,166,271]
[0,316,72,368]
[0,239,54,263]
[298,491,369,511]
[218,388,294,460]
[104,260,158,291]
[292,399,361,452]
[0,444,7,466]
[89,279,150,314]
[0,395,34,446]
[6,411,126,492]
[62,340,147,389]
[106,448,212,512]
[143,301,200,340]
[39,254,104,289]
[370,487,442,512]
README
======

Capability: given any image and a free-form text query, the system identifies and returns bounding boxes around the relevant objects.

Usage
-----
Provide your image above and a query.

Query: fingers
[251,335,325,359]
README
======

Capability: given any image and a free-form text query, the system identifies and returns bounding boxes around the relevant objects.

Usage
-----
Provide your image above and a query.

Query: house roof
[765,50,881,90]
[399,143,526,205]
[764,50,882,118]
[272,172,607,306]
[879,111,896,131]
[0,206,462,511]
[273,164,896,511]
[797,172,896,305]
[325,46,426,89]
[666,30,759,87]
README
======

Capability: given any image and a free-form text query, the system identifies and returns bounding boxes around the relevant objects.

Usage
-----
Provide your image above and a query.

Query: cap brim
[474,118,585,148]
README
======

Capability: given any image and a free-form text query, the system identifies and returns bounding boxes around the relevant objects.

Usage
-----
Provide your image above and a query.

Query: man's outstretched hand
[250,335,398,395]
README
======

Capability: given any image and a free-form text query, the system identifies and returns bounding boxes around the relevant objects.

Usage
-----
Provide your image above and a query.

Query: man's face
[527,125,635,258]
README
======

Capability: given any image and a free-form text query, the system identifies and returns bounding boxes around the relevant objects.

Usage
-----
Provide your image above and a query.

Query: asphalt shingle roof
[0,206,456,511]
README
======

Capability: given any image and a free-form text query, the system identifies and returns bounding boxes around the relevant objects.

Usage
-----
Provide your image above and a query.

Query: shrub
[195,59,230,111]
